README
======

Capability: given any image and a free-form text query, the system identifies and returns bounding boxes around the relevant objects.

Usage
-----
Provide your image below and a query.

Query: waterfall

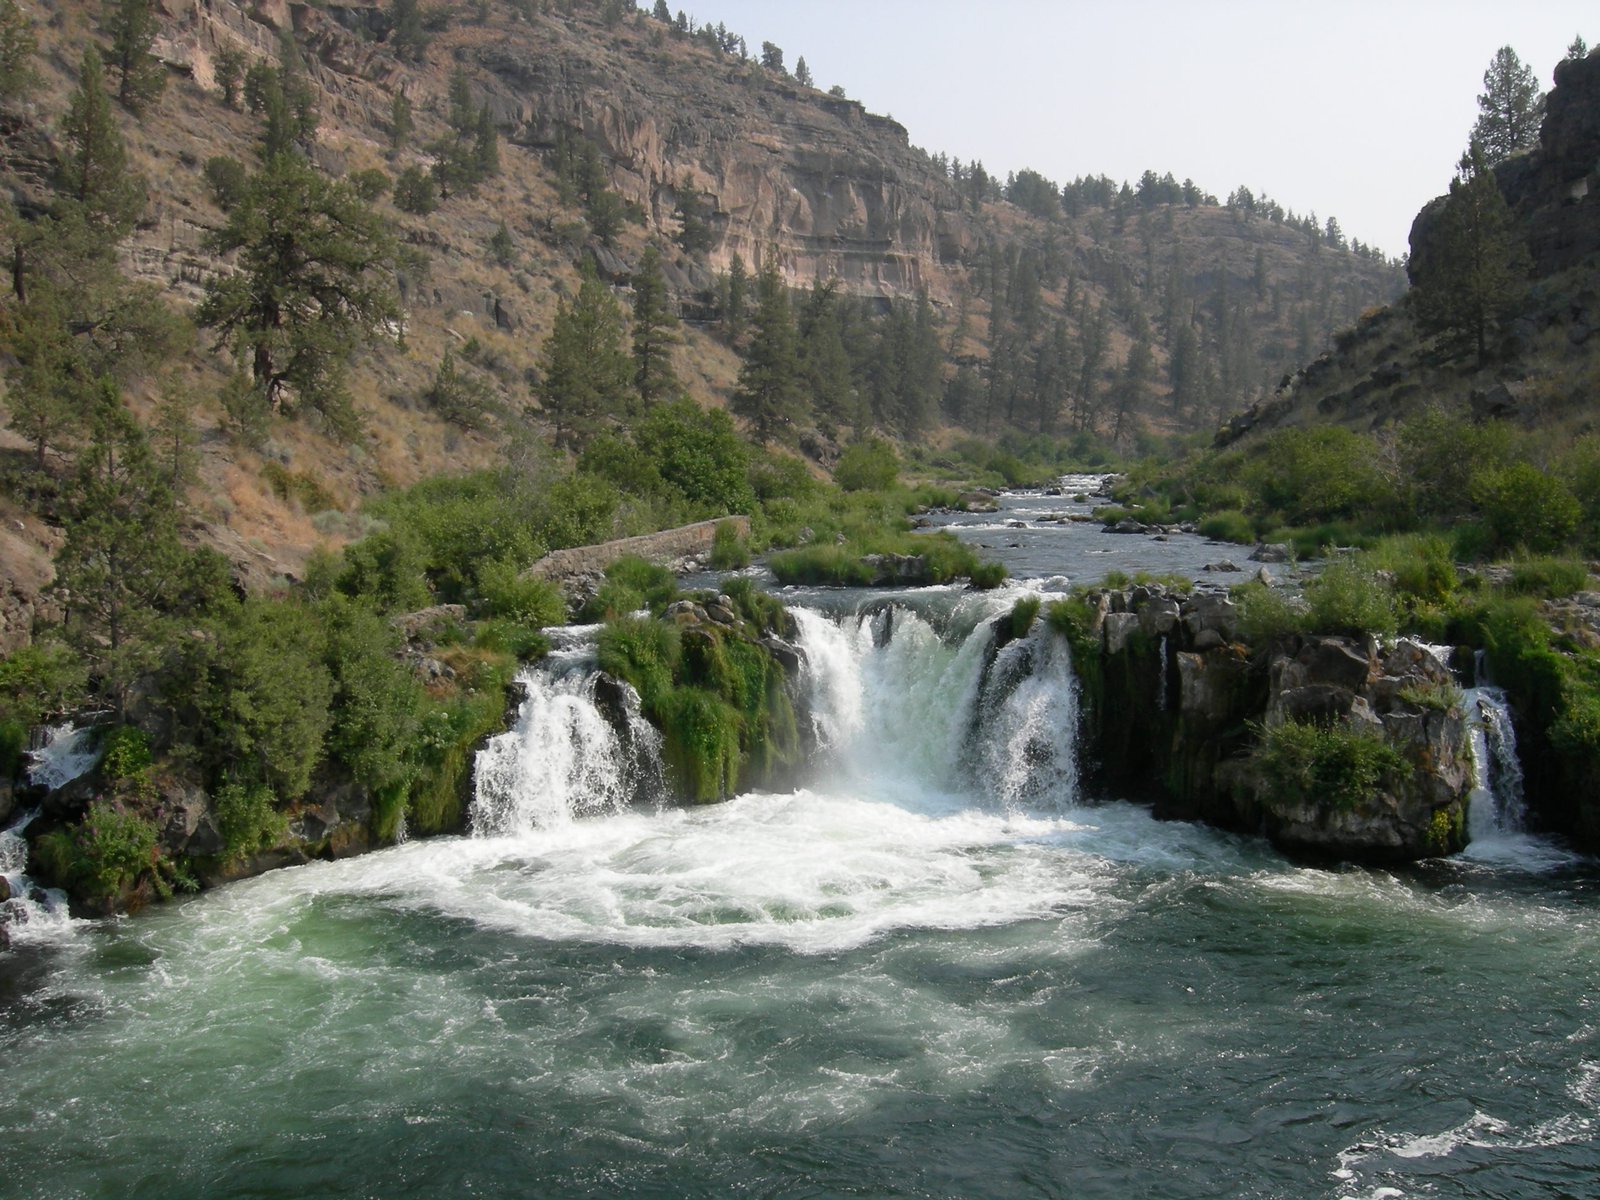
[472,632,664,837]
[794,602,1081,810]
[970,625,1081,810]
[26,722,102,792]
[1463,685,1526,839]
[1,809,73,946]
[468,596,1085,840]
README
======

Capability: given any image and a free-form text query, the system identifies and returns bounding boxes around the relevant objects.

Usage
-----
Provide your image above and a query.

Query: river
[1,484,1596,1199]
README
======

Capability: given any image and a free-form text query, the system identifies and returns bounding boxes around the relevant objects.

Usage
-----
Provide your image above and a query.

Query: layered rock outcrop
[1066,584,1473,862]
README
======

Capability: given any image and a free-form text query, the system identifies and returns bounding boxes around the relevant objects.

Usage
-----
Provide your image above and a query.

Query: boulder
[1250,543,1294,563]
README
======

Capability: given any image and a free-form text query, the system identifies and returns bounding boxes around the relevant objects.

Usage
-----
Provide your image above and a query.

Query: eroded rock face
[1411,49,1600,282]
[1073,585,1473,863]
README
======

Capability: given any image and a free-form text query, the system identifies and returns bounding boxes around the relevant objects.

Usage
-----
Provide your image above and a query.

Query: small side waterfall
[1,724,99,946]
[472,632,664,836]
[1463,684,1526,839]
[1,809,73,946]
[970,625,1081,809]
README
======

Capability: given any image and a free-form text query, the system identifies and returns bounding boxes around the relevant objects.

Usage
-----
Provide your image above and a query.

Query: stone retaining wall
[525,517,750,582]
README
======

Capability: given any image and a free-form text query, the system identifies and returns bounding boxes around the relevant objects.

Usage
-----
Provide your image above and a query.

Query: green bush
[1233,581,1308,642]
[1009,595,1042,640]
[1364,534,1457,604]
[654,687,742,803]
[767,544,875,586]
[36,800,162,906]
[969,560,1008,590]
[1198,509,1256,544]
[598,616,682,710]
[833,437,900,492]
[1505,556,1589,599]
[407,652,515,836]
[722,576,788,633]
[710,519,751,570]
[167,599,334,800]
[1470,462,1581,556]
[579,557,679,623]
[99,726,152,794]
[213,781,289,862]
[0,640,87,730]
[1254,719,1405,811]
[476,557,565,626]
[1304,560,1398,637]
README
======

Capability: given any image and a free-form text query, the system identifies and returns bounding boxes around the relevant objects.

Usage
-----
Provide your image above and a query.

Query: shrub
[597,616,682,710]
[476,557,565,627]
[969,560,1008,589]
[1009,595,1041,640]
[348,168,391,202]
[1397,680,1463,711]
[1303,560,1398,637]
[213,781,289,862]
[1505,556,1589,599]
[654,686,742,803]
[1254,719,1405,811]
[1364,534,1457,604]
[1233,581,1307,642]
[99,726,152,787]
[1470,462,1581,555]
[767,544,875,587]
[0,640,87,730]
[203,156,250,210]
[833,437,900,492]
[36,800,163,906]
[394,165,437,214]
[1198,509,1256,544]
[575,557,678,625]
[710,519,751,569]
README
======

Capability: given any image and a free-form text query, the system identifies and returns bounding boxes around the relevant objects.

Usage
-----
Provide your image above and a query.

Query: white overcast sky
[678,1,1592,258]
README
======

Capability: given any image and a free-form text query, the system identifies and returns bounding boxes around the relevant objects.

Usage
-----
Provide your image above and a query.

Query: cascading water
[0,724,98,944]
[1464,686,1525,839]
[793,598,1080,810]
[472,628,664,836]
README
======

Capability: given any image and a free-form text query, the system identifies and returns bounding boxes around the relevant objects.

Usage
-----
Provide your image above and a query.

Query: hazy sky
[680,1,1591,258]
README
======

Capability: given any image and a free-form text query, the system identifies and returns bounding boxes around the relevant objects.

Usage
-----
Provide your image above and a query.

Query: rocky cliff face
[1411,49,1600,286]
[1067,583,1474,862]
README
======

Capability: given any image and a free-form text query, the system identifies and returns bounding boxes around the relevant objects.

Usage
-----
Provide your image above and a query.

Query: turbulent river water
[2,483,1598,1199]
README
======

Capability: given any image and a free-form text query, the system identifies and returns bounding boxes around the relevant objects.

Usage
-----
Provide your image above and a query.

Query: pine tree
[1412,143,1531,366]
[214,44,246,109]
[536,262,632,449]
[388,92,413,151]
[1568,35,1589,61]
[630,246,680,405]
[1470,46,1543,165]
[102,0,166,114]
[58,48,147,238]
[722,252,748,340]
[197,156,397,432]
[3,293,92,471]
[0,0,37,100]
[389,0,430,61]
[732,259,805,442]
[794,56,813,88]
[798,279,854,429]
[54,378,185,712]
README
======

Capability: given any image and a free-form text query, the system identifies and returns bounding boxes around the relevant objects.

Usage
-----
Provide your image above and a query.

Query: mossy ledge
[597,581,807,805]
